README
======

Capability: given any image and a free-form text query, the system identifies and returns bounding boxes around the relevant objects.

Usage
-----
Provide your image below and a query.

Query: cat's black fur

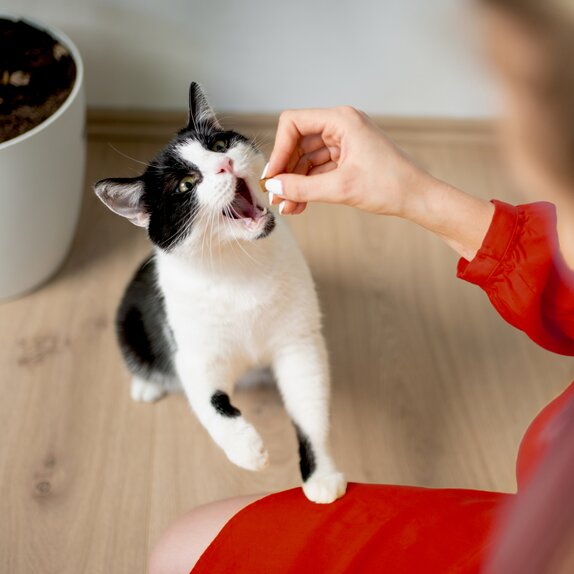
[211,391,242,418]
[116,256,176,383]
[295,424,317,481]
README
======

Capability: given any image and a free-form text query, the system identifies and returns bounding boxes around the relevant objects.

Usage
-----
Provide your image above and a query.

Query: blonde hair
[482,0,574,187]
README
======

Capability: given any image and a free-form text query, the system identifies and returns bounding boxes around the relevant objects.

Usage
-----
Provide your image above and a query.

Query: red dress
[191,200,574,574]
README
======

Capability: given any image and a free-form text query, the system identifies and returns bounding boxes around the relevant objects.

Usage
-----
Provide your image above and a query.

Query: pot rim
[0,11,84,151]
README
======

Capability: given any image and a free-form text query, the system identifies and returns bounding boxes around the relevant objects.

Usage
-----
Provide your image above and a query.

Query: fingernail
[264,178,283,196]
[260,162,269,179]
[279,201,287,215]
[268,191,275,205]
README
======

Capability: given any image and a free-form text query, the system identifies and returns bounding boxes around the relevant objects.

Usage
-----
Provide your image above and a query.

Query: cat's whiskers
[211,208,227,270]
[161,197,200,248]
[207,204,238,267]
[221,206,264,269]
[107,144,152,168]
[198,205,212,265]
[220,210,248,267]
[201,205,219,271]
[248,133,271,153]
[214,209,226,269]
[175,205,200,247]
[207,202,218,274]
[189,208,220,267]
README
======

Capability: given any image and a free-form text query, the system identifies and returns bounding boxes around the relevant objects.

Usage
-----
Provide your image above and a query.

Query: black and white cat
[94,83,346,504]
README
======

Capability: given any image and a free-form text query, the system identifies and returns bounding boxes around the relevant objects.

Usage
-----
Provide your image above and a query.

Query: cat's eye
[211,139,227,153]
[177,173,200,193]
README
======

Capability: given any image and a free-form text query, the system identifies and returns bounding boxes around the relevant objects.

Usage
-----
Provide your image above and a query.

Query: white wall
[2,0,497,117]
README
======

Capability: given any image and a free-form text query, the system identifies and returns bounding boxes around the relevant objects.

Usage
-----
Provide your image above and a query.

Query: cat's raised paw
[130,378,166,403]
[222,422,269,472]
[303,471,347,504]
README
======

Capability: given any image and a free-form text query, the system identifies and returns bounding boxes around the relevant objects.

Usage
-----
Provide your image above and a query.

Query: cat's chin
[221,209,275,240]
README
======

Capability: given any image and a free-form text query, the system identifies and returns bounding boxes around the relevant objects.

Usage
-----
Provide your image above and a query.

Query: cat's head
[94,83,274,253]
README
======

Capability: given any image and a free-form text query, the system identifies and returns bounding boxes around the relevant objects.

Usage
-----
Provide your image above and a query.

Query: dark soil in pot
[0,18,77,144]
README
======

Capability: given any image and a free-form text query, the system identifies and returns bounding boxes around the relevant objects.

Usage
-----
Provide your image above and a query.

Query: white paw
[303,472,347,504]
[222,422,269,472]
[130,378,166,403]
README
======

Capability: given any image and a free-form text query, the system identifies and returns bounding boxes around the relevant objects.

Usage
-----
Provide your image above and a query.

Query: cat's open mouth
[223,178,267,222]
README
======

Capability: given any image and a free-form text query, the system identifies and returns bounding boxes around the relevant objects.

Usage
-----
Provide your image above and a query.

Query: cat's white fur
[140,139,345,503]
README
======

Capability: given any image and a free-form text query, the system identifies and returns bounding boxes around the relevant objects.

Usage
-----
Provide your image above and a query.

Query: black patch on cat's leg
[294,424,316,482]
[211,391,241,418]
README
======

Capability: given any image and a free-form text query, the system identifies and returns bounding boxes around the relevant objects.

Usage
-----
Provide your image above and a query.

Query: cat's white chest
[155,249,279,360]
[159,260,272,315]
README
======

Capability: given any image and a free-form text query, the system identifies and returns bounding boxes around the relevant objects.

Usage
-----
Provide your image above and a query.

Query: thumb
[266,171,342,205]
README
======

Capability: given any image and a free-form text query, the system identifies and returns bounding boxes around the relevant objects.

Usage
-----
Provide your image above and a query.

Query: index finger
[267,109,339,177]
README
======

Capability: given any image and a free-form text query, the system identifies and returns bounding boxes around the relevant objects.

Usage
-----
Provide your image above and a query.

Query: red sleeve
[457,200,574,356]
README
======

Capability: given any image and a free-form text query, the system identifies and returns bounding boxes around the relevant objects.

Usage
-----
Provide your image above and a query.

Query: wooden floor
[1,117,573,573]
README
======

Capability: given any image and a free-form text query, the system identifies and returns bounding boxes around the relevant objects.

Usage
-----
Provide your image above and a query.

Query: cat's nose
[216,157,233,174]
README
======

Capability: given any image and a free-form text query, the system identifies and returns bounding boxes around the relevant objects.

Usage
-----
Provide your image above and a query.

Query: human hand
[263,106,494,260]
[263,106,435,217]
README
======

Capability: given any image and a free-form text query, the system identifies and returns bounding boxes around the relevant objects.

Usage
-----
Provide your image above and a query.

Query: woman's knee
[149,494,266,574]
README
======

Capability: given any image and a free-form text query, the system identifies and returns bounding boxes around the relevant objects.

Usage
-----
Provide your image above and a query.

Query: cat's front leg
[273,337,347,504]
[175,351,269,472]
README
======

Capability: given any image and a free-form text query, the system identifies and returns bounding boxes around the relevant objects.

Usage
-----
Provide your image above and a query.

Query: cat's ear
[94,177,149,227]
[187,82,222,131]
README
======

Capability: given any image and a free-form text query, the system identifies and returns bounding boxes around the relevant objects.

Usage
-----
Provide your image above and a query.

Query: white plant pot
[0,13,85,301]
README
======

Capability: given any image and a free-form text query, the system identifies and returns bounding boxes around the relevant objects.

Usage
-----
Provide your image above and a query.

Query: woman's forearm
[400,177,495,261]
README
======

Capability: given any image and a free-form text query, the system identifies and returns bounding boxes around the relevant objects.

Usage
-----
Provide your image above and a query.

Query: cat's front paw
[222,422,269,472]
[303,471,347,504]
[131,377,166,403]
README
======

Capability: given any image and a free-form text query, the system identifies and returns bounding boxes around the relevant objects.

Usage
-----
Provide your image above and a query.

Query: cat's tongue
[231,179,257,219]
